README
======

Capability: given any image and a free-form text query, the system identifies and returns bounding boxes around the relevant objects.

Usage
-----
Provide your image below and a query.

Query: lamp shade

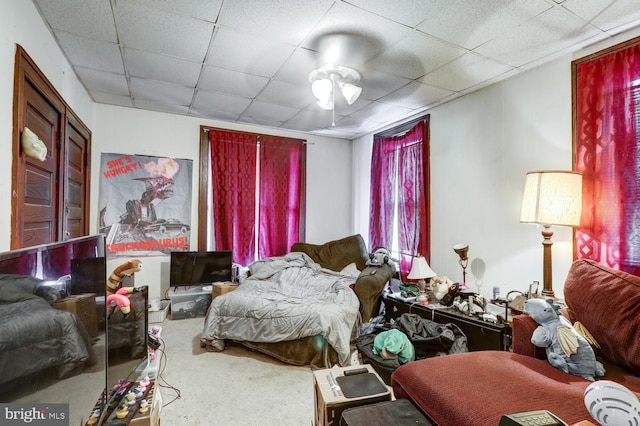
[338,81,362,104]
[407,256,437,280]
[520,171,582,227]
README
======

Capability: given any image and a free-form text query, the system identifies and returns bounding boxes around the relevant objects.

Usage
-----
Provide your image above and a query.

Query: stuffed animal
[373,329,415,363]
[433,276,458,305]
[21,127,47,161]
[107,259,142,294]
[366,247,397,271]
[524,298,605,381]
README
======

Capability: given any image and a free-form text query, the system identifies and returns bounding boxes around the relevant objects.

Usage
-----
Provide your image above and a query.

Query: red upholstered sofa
[391,258,640,426]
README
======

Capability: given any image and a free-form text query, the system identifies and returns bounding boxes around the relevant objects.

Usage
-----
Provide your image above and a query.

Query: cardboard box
[313,365,391,426]
[168,286,212,320]
[212,281,238,298]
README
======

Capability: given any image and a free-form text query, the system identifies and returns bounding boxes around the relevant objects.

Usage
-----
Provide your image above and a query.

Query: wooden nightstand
[383,294,512,351]
[53,293,99,337]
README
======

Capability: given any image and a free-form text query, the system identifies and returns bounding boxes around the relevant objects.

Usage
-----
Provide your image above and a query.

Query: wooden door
[15,67,64,247]
[12,45,91,249]
[64,115,91,240]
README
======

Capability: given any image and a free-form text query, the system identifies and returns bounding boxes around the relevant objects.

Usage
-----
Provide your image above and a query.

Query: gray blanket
[200,252,361,365]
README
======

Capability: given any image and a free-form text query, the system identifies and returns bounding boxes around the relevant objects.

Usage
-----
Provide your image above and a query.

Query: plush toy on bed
[524,298,605,381]
[366,247,397,271]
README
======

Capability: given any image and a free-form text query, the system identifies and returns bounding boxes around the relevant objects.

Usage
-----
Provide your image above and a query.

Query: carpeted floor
[154,317,316,425]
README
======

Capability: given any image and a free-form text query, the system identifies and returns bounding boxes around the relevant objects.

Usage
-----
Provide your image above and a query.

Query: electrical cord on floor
[154,336,181,407]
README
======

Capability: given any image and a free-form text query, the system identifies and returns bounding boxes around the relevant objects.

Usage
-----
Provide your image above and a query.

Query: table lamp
[520,170,582,298]
[407,256,437,303]
[453,244,469,283]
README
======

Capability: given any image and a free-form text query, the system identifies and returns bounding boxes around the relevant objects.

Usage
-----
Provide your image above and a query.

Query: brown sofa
[391,258,640,426]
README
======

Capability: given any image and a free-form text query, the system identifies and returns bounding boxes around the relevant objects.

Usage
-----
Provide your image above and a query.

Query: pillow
[564,259,640,375]
[340,262,361,279]
[0,274,46,303]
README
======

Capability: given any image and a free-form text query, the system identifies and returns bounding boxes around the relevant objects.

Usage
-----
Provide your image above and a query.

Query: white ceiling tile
[283,109,337,133]
[91,92,134,107]
[415,0,553,50]
[257,80,314,109]
[367,32,467,79]
[237,116,285,129]
[199,66,269,98]
[379,81,454,109]
[192,90,252,115]
[276,48,323,86]
[54,31,124,74]
[345,0,433,27]
[33,0,117,42]
[359,69,411,101]
[34,0,640,139]
[124,49,202,87]
[242,100,300,122]
[347,101,415,124]
[475,7,602,67]
[218,0,334,45]
[115,0,214,62]
[207,28,295,77]
[423,53,515,92]
[563,0,640,32]
[129,77,195,105]
[302,2,412,67]
[75,67,129,96]
[189,108,240,122]
[127,0,224,22]
[337,115,386,132]
[133,99,190,115]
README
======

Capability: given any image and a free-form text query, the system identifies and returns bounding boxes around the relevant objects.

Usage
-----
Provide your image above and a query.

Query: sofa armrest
[511,314,547,359]
[354,264,394,322]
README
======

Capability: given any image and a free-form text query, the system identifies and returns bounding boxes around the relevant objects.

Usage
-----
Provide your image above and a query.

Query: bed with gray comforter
[200,252,361,366]
[0,274,96,387]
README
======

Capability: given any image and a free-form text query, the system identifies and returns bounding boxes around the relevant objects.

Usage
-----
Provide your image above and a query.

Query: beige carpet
[155,317,316,425]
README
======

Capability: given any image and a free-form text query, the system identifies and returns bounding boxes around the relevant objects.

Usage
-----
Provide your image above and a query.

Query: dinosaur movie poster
[98,153,193,257]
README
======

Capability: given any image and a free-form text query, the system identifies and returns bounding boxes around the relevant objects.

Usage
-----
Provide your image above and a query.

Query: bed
[200,235,395,368]
[0,274,96,388]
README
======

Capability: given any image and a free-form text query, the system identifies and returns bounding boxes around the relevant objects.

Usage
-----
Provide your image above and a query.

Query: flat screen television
[169,250,233,287]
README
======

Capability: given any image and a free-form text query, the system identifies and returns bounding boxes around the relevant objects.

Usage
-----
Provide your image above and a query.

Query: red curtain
[258,136,305,259]
[574,41,640,275]
[209,130,258,265]
[369,119,429,279]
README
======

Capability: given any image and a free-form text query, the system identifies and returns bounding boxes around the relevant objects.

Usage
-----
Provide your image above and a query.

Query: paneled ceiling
[33,0,640,139]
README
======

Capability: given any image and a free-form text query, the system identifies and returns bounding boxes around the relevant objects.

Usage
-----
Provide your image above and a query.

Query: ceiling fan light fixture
[309,65,362,123]
[316,97,334,110]
[311,78,333,100]
[338,82,362,105]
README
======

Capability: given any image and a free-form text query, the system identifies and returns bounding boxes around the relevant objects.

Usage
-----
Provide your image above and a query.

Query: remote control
[344,367,368,376]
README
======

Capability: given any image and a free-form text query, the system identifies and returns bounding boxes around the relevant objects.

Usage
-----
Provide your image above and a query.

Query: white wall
[0,0,94,249]
[354,28,640,300]
[93,104,353,299]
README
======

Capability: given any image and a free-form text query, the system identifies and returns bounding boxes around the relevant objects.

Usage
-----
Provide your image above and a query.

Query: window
[198,128,306,266]
[573,36,640,275]
[369,116,430,278]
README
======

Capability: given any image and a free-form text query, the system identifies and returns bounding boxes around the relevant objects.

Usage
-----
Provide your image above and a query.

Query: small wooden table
[53,293,98,337]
